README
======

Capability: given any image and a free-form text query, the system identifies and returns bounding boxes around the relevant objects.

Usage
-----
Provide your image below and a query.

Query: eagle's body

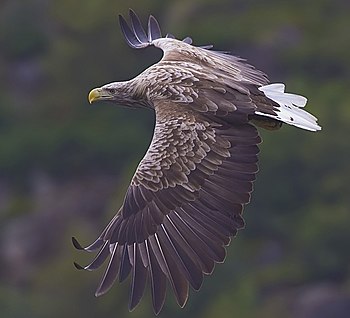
[75,10,321,315]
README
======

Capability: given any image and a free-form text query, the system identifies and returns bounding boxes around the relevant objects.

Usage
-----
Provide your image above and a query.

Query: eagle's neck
[104,79,152,109]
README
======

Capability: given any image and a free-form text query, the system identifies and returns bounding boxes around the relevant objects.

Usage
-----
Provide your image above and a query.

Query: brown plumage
[74,10,321,315]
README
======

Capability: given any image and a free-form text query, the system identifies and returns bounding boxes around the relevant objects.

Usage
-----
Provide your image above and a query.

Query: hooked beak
[88,88,102,104]
[88,88,113,104]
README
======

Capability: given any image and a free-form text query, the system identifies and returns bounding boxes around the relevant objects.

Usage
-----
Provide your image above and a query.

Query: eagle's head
[88,81,148,108]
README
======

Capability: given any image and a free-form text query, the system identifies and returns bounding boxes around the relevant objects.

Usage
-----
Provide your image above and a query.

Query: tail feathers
[257,83,321,132]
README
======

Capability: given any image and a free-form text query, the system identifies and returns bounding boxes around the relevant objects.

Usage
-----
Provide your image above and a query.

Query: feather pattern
[77,9,321,315]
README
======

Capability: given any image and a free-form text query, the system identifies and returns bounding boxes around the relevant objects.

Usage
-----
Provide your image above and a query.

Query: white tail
[256,83,321,131]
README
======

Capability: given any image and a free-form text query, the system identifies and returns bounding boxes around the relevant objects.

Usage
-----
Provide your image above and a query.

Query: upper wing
[119,10,268,86]
[73,100,261,314]
[119,10,321,132]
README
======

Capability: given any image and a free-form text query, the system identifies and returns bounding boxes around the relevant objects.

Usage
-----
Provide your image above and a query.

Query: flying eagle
[73,10,321,315]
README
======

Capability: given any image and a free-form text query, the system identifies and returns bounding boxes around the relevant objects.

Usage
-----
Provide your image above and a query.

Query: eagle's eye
[106,88,117,94]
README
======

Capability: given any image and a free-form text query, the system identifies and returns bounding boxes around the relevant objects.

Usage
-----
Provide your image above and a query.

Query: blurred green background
[1,0,349,317]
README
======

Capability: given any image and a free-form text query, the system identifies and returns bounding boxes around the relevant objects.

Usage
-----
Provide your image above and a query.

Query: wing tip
[119,9,202,50]
[72,236,84,250]
[73,261,85,270]
[95,289,106,297]
[119,9,164,48]
[148,14,162,41]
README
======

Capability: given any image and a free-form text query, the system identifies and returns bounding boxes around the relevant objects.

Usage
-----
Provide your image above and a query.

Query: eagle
[73,10,321,315]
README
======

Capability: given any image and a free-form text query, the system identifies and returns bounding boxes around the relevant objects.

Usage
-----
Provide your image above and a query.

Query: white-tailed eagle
[73,10,321,315]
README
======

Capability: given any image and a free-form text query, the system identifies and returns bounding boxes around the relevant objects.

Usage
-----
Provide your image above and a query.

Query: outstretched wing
[73,100,261,314]
[119,10,267,85]
[119,10,321,131]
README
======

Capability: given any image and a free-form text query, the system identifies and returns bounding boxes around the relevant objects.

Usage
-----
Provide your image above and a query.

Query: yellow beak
[88,88,101,104]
